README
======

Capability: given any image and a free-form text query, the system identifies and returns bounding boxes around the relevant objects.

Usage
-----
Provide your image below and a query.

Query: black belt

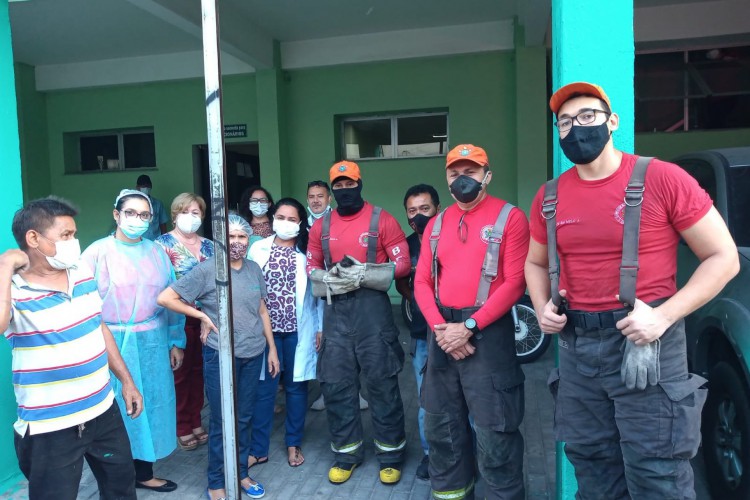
[438,305,480,323]
[330,290,359,301]
[566,308,630,331]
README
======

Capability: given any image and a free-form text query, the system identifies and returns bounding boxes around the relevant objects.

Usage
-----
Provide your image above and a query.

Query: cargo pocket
[656,374,708,459]
[546,368,564,441]
[424,409,461,473]
[485,372,525,433]
[378,327,405,377]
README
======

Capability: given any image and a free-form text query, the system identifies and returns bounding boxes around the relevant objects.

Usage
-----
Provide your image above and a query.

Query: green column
[0,0,25,491]
[551,1,634,498]
[255,41,287,197]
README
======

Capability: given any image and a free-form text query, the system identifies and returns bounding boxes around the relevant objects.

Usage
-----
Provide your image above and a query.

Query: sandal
[247,455,268,469]
[193,427,209,445]
[288,446,305,467]
[178,434,199,451]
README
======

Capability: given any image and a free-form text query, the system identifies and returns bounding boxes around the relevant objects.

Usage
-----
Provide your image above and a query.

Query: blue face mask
[119,217,150,239]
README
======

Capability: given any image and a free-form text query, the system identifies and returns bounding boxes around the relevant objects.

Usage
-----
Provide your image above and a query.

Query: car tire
[401,297,413,329]
[702,361,750,500]
[514,296,550,364]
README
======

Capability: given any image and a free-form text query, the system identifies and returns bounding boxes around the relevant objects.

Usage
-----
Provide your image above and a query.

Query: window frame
[66,127,156,174]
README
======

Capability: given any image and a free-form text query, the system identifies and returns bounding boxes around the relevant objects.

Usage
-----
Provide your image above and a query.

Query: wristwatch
[464,317,481,335]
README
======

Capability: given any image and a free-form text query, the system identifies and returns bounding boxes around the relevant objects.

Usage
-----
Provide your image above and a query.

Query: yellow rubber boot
[329,462,358,484]
[379,465,402,484]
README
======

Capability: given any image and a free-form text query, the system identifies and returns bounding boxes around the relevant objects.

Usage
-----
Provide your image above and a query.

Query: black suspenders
[321,207,382,269]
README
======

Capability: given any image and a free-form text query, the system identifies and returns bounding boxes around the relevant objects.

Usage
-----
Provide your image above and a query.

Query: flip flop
[247,455,269,469]
[193,428,209,445]
[288,446,305,467]
[178,435,199,451]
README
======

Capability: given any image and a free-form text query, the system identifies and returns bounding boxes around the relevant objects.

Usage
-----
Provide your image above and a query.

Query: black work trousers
[14,401,136,500]
[422,313,525,500]
[549,309,707,500]
[318,288,406,465]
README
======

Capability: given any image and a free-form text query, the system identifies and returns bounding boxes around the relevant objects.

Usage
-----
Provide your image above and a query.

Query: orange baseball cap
[549,82,611,115]
[445,144,489,169]
[329,161,361,183]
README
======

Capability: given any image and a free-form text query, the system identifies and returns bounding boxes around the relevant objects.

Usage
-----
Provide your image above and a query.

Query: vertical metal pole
[200,1,239,499]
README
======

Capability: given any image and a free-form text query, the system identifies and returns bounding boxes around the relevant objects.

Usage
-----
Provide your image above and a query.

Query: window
[340,112,448,160]
[635,45,750,132]
[65,128,156,173]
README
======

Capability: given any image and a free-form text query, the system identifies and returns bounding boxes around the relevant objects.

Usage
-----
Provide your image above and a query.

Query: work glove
[336,255,395,292]
[310,268,361,304]
[620,338,660,390]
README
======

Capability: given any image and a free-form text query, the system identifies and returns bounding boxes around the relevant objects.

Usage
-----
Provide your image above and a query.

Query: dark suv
[675,147,750,500]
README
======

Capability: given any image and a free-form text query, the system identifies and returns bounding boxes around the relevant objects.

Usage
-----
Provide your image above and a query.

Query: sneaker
[310,394,326,411]
[241,479,265,499]
[416,455,430,480]
[329,462,359,484]
[379,463,402,484]
[359,393,369,410]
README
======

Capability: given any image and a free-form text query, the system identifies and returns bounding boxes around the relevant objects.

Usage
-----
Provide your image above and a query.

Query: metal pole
[200,1,240,499]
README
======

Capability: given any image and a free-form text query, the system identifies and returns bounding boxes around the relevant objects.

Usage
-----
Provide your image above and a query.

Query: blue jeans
[204,346,263,490]
[411,338,429,455]
[251,332,309,457]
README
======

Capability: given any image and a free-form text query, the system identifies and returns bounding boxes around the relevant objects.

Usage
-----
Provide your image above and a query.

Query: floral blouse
[155,233,215,280]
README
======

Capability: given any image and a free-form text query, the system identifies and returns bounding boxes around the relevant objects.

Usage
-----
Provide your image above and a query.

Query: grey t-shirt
[171,257,267,358]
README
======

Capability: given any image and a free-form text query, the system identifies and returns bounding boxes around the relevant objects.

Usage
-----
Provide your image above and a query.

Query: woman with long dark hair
[247,197,322,469]
[239,186,275,245]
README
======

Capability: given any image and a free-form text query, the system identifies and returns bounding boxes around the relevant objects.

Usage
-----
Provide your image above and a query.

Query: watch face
[465,318,477,329]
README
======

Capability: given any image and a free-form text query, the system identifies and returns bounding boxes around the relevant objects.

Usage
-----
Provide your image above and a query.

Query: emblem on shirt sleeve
[614,202,626,225]
[479,225,494,244]
[392,247,401,256]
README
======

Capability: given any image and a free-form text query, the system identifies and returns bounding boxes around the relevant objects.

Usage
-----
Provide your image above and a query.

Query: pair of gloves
[621,338,660,390]
[310,255,395,303]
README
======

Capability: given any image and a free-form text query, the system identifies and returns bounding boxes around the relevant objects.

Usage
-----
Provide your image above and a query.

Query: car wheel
[401,297,413,329]
[702,361,750,500]
[514,296,550,364]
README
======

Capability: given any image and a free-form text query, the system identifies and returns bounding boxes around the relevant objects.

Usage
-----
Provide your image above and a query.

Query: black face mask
[333,184,365,216]
[408,213,433,235]
[450,173,487,204]
[560,122,611,165]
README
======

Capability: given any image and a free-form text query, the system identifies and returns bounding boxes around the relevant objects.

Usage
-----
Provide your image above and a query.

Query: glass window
[80,135,119,172]
[728,165,750,248]
[343,118,391,159]
[123,132,156,169]
[397,115,447,157]
[66,128,156,173]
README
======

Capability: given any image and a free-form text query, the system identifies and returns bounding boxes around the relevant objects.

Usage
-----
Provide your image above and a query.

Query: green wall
[0,0,25,491]
[283,51,519,228]
[14,62,50,201]
[41,75,258,246]
[636,128,750,161]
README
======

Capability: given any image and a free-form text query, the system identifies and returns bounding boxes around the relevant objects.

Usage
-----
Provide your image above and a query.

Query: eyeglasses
[555,109,611,133]
[249,198,269,204]
[121,209,152,221]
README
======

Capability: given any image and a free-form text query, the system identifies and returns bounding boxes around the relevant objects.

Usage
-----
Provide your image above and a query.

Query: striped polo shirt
[4,265,114,436]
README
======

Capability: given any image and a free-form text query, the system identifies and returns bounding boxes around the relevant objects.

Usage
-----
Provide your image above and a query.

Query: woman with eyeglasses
[155,193,214,452]
[81,189,185,493]
[239,185,275,246]
[247,198,322,469]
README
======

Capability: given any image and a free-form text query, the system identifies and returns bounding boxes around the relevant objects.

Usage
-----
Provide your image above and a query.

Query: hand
[267,349,280,378]
[122,382,143,419]
[170,346,184,371]
[0,249,29,273]
[434,323,472,354]
[539,289,568,334]
[621,338,660,390]
[449,342,476,360]
[199,314,218,344]
[315,331,323,352]
[615,297,671,345]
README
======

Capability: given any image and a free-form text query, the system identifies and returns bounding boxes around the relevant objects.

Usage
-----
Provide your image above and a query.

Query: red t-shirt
[306,202,410,278]
[529,153,712,311]
[414,195,530,330]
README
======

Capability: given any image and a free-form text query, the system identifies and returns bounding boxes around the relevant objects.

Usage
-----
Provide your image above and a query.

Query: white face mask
[176,213,202,234]
[119,217,150,239]
[249,202,269,217]
[138,187,152,196]
[38,238,81,270]
[273,219,300,241]
[308,205,331,220]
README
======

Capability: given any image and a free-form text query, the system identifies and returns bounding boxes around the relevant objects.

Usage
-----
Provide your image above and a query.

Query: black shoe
[136,479,178,492]
[416,455,430,480]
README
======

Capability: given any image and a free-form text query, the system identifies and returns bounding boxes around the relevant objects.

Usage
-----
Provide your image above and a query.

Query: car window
[728,166,750,248]
[680,160,718,204]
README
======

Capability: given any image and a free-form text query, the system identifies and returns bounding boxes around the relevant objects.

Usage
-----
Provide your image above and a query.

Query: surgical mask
[249,202,269,217]
[308,205,331,220]
[408,213,433,235]
[176,213,202,234]
[119,217,149,239]
[38,237,81,270]
[450,171,488,204]
[229,241,248,260]
[138,187,152,196]
[273,219,301,240]
[559,122,611,165]
[333,184,364,216]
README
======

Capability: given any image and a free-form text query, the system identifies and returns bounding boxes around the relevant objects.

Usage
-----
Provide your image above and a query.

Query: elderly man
[1,197,143,500]
[307,161,410,485]
[525,82,739,499]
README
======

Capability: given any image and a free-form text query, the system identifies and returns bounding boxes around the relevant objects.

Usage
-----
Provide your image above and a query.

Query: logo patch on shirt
[614,202,626,225]
[479,224,494,244]
[358,232,369,248]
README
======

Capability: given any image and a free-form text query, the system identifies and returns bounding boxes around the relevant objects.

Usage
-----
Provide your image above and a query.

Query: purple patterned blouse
[263,243,297,333]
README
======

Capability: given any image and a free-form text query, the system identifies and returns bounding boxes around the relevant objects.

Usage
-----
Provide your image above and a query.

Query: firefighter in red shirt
[307,161,410,485]
[414,144,530,500]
